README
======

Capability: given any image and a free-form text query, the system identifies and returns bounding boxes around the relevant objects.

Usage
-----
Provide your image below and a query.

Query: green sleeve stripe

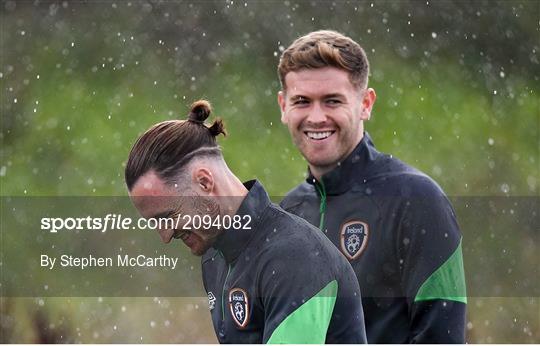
[266,280,338,344]
[415,239,467,304]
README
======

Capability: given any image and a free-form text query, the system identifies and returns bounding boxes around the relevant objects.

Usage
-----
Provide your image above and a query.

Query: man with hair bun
[278,30,467,343]
[125,100,367,343]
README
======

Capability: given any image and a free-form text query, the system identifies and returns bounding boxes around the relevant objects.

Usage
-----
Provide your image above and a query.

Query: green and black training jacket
[201,180,367,343]
[281,133,467,343]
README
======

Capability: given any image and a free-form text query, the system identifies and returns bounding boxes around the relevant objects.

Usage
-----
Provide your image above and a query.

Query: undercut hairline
[161,146,224,186]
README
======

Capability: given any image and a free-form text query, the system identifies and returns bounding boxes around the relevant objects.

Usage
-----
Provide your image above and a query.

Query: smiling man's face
[129,170,217,256]
[278,67,375,177]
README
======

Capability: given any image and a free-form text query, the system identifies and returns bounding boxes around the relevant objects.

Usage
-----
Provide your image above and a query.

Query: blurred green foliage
[1,0,538,343]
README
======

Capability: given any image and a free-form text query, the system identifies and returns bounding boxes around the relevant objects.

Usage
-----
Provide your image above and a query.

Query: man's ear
[192,167,214,194]
[360,88,377,121]
[278,90,288,124]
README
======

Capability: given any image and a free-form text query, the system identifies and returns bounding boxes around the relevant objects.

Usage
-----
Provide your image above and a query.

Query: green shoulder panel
[266,280,338,344]
[415,239,467,304]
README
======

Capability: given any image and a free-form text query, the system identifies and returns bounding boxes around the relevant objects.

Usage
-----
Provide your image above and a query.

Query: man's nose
[306,102,327,124]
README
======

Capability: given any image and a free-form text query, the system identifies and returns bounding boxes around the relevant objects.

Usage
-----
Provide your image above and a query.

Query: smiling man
[125,100,367,343]
[278,30,467,343]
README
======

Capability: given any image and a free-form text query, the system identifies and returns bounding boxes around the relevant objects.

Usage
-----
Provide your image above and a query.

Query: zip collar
[212,180,270,264]
[306,132,381,195]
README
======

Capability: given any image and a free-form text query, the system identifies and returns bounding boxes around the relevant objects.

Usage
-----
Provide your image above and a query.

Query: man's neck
[309,165,335,182]
[216,171,249,216]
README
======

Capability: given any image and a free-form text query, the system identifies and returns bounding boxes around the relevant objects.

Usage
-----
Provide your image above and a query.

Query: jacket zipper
[221,257,232,321]
[314,180,327,230]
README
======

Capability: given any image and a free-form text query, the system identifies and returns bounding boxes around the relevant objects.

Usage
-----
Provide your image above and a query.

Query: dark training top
[201,180,366,344]
[281,133,467,343]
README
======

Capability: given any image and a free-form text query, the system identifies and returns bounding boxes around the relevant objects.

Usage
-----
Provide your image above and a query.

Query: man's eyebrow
[290,95,309,101]
[324,93,346,99]
[289,93,345,101]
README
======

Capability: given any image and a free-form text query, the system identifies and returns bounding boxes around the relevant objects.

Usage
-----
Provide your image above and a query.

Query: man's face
[278,67,375,174]
[129,170,218,256]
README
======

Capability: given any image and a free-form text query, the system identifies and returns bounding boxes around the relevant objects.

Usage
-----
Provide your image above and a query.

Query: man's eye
[293,99,309,105]
[327,99,341,104]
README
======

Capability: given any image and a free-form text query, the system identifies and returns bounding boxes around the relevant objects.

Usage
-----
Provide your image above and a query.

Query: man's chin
[190,244,212,256]
[299,146,335,164]
[183,232,216,256]
[304,155,340,171]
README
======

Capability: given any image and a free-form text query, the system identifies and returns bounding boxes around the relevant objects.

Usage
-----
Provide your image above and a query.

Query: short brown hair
[125,100,226,190]
[278,30,369,90]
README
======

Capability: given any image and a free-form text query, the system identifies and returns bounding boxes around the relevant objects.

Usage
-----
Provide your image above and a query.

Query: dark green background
[1,0,538,343]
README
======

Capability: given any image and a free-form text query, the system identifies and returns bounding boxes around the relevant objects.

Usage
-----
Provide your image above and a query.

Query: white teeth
[306,131,333,140]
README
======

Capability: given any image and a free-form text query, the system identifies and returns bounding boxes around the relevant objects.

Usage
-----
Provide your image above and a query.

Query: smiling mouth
[305,131,335,140]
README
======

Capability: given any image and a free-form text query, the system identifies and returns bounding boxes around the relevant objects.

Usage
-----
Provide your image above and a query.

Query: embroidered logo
[207,291,216,310]
[229,288,249,328]
[340,220,369,260]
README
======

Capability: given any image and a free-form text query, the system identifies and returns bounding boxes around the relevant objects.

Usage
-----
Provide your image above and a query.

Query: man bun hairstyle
[188,99,211,123]
[125,99,226,190]
[278,30,370,90]
[188,100,226,137]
